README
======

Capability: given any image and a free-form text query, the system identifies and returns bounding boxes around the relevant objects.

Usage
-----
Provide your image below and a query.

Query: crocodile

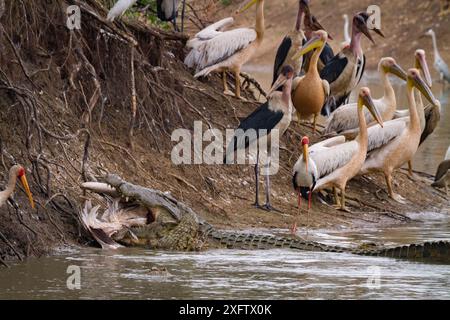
[80,174,450,264]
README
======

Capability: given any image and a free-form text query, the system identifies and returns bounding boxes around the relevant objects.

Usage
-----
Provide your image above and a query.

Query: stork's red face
[301,136,310,146]
[17,167,25,178]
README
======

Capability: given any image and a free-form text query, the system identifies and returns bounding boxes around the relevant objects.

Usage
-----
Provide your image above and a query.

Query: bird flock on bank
[1,1,450,234]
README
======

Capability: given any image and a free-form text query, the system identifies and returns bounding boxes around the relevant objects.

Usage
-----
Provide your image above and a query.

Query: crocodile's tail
[203,226,450,264]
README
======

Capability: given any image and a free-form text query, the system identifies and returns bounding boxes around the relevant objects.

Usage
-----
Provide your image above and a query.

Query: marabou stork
[225,66,294,211]
[431,148,450,195]
[425,29,450,84]
[320,12,384,116]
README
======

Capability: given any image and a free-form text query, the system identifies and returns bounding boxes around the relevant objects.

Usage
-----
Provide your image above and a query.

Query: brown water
[0,211,449,300]
[243,65,450,175]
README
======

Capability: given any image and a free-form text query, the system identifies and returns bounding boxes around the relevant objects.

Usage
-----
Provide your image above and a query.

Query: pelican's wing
[323,102,358,134]
[434,160,450,183]
[310,136,346,153]
[107,0,137,21]
[195,17,235,41]
[420,105,441,145]
[311,140,358,178]
[195,28,257,71]
[367,119,406,153]
[273,36,292,84]
[393,109,409,119]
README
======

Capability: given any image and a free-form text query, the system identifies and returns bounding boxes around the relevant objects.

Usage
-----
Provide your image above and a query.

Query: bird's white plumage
[366,118,407,153]
[192,28,257,77]
[445,146,450,161]
[308,136,357,179]
[185,17,235,70]
[107,0,137,22]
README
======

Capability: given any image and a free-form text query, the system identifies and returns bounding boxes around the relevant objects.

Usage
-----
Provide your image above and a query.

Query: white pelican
[293,87,383,211]
[320,12,384,116]
[341,14,351,48]
[184,17,235,70]
[392,50,436,175]
[186,0,265,100]
[107,0,137,22]
[0,165,34,209]
[431,148,450,195]
[291,30,330,132]
[225,66,294,211]
[425,29,450,83]
[361,69,439,202]
[323,57,407,135]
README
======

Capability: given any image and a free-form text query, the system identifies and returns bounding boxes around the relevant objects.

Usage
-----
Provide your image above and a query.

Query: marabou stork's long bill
[293,87,383,211]
[432,149,450,195]
[302,7,334,73]
[360,69,440,203]
[272,0,308,84]
[323,57,407,136]
[225,66,294,211]
[320,12,384,116]
[426,29,450,84]
[0,165,34,209]
[291,30,330,132]
[185,0,265,100]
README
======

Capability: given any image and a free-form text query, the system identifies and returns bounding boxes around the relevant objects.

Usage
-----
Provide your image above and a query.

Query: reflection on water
[244,65,450,175]
[0,212,449,300]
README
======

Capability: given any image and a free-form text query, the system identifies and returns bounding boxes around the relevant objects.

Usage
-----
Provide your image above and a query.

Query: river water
[0,212,449,300]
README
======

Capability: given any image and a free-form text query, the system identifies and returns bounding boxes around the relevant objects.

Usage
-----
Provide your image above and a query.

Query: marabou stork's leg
[253,148,261,208]
[222,72,233,96]
[384,172,406,204]
[262,157,281,212]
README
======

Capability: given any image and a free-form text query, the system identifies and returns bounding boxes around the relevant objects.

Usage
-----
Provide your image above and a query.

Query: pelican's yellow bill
[239,0,258,13]
[20,174,35,209]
